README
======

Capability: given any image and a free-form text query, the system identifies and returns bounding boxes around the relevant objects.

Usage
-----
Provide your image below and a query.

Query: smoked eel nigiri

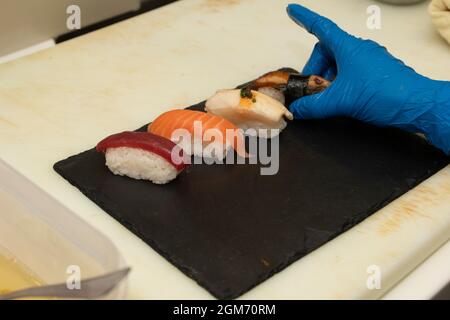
[96,131,189,185]
[148,109,247,160]
[249,70,331,104]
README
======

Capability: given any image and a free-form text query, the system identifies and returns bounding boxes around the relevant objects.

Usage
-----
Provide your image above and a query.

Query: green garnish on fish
[240,87,254,100]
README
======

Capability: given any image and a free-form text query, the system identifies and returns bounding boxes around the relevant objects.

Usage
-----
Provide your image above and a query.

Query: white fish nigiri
[205,89,294,138]
[257,87,286,105]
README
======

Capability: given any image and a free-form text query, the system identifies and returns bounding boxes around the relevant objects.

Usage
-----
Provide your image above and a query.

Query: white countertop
[0,0,449,299]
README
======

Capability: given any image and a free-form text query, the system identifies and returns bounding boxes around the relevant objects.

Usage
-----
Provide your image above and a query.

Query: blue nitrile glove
[287,4,450,155]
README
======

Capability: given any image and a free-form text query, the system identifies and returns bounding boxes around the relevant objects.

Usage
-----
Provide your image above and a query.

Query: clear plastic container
[0,159,127,299]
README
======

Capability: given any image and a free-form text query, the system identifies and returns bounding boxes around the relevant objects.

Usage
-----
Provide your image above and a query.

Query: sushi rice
[105,147,178,185]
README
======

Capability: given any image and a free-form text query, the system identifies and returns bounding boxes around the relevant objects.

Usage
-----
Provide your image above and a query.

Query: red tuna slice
[96,131,189,172]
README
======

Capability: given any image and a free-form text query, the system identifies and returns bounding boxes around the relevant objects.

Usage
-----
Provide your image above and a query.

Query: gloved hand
[287,4,450,155]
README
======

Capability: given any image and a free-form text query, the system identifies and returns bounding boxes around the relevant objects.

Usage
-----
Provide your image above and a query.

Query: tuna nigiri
[97,131,189,185]
[148,109,247,160]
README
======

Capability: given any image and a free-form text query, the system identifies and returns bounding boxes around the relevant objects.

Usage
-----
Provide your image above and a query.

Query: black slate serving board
[54,76,449,300]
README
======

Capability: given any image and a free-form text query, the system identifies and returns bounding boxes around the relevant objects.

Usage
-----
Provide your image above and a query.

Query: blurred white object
[383,240,450,300]
[429,0,450,44]
[0,159,128,299]
[376,0,426,4]
[0,0,140,57]
[0,39,55,64]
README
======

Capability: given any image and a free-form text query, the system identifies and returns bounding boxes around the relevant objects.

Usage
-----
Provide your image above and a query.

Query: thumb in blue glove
[287,4,450,155]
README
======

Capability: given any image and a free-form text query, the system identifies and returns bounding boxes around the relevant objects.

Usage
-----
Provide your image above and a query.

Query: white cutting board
[0,0,449,299]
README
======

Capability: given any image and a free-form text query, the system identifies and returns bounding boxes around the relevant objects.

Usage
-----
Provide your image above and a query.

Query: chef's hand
[287,4,450,155]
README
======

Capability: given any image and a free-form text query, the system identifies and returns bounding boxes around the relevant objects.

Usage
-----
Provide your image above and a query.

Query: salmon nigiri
[148,110,247,159]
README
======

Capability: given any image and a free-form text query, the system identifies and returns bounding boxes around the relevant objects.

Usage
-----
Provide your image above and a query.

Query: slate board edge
[53,122,444,300]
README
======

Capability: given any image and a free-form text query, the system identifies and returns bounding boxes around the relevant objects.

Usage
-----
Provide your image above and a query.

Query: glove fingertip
[287,4,311,30]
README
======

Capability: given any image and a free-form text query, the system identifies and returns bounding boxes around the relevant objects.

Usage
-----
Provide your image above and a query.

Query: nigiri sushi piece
[257,87,286,105]
[96,131,189,185]
[249,70,331,104]
[253,70,291,89]
[283,74,331,100]
[148,109,247,160]
[205,88,294,138]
